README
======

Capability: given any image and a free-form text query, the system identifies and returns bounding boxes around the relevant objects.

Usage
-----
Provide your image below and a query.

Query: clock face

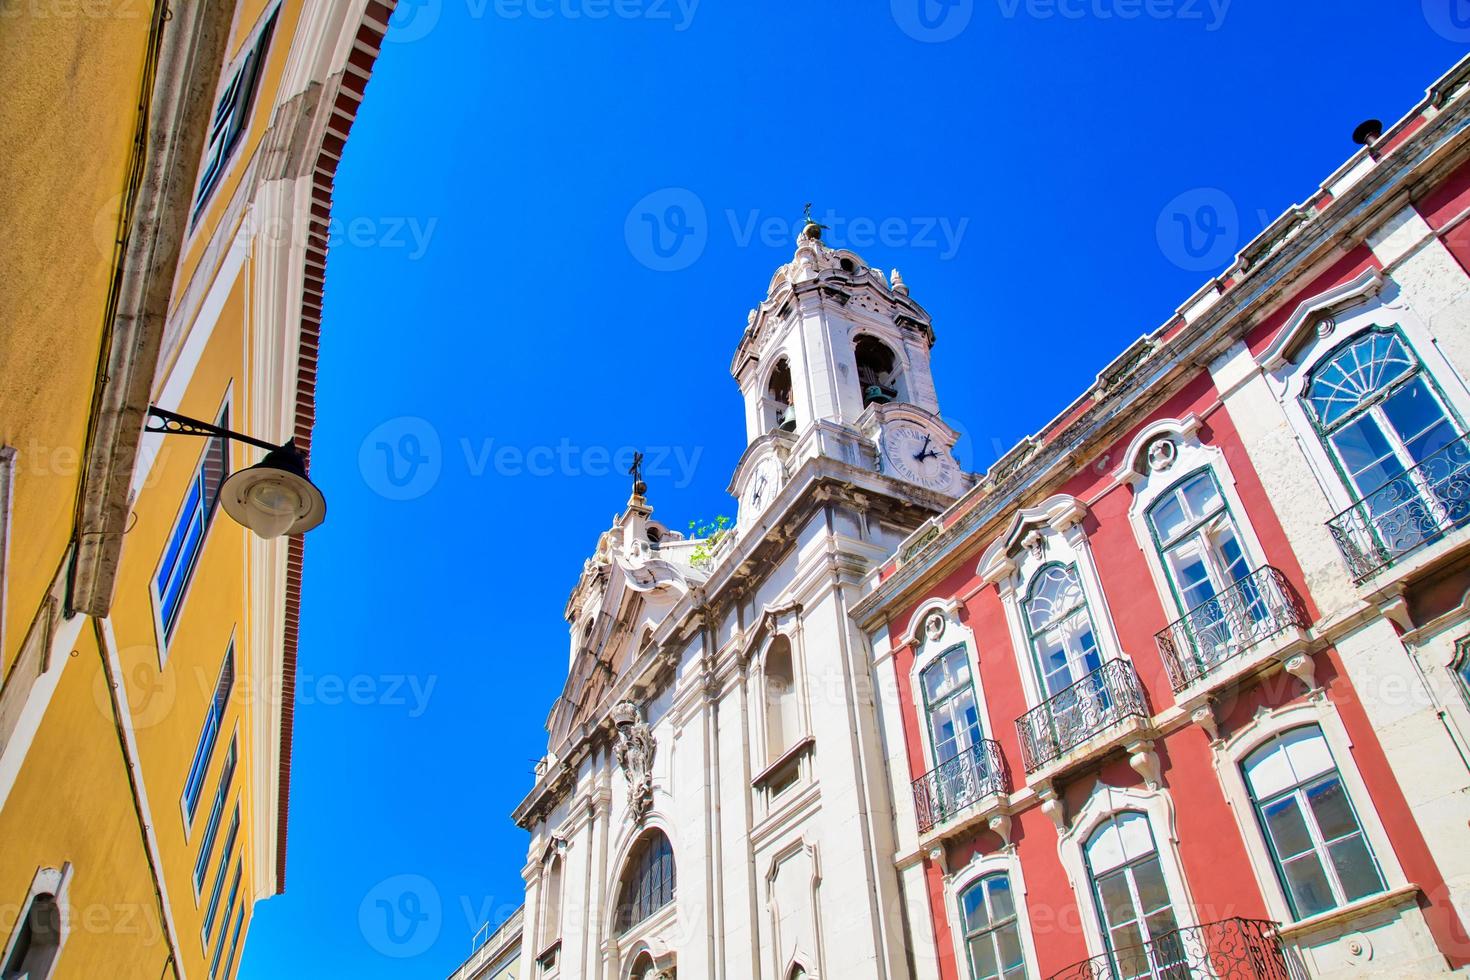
[742,457,782,520]
[883,425,958,492]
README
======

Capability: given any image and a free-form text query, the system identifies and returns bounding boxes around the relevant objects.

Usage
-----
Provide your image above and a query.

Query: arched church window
[764,636,800,759]
[616,830,676,932]
[767,358,796,432]
[855,335,901,406]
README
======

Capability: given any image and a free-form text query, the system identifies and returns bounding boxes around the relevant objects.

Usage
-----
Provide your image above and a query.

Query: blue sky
[239,3,1466,976]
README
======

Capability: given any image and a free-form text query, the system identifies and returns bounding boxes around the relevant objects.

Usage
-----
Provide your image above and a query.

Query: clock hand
[913,434,932,460]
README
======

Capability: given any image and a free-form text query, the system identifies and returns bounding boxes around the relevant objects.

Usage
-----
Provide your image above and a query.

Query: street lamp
[144,407,327,539]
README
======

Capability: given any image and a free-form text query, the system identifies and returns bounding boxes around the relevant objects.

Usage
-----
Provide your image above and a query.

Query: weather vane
[802,202,830,232]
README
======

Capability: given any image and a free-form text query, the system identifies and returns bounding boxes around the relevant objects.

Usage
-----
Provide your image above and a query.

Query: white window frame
[903,598,993,774]
[944,851,1041,980]
[1260,270,1470,519]
[181,632,237,836]
[1213,699,1409,926]
[149,391,233,665]
[1055,784,1199,963]
[979,495,1128,710]
[188,2,283,231]
[1115,416,1272,625]
[756,629,810,770]
[0,864,72,980]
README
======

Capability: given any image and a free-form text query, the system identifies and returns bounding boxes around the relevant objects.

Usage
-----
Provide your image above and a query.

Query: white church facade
[506,223,968,980]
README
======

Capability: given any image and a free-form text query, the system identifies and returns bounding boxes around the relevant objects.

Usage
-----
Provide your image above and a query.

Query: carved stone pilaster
[612,700,656,824]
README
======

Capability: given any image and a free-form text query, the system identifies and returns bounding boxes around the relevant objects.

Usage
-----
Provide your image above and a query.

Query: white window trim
[148,388,233,666]
[1212,699,1408,925]
[1056,784,1200,963]
[184,1,284,243]
[0,864,72,980]
[1116,419,1272,623]
[1261,276,1470,517]
[180,628,237,839]
[754,627,811,772]
[943,849,1042,980]
[904,598,993,774]
[604,818,679,940]
[978,495,1127,710]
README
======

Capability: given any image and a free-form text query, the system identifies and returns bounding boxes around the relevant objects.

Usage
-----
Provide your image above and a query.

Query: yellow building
[0,2,395,977]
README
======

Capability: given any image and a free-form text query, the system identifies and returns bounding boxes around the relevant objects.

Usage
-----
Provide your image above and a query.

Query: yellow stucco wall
[0,2,316,977]
[0,6,153,678]
[0,625,169,980]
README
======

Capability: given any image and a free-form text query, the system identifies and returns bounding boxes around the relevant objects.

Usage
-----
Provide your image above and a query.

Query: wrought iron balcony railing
[1155,566,1308,693]
[1045,918,1294,980]
[1327,433,1470,582]
[1015,660,1149,774]
[912,739,1008,834]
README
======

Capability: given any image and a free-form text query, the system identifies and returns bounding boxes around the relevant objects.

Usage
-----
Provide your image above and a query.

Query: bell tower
[729,213,964,509]
[731,217,942,444]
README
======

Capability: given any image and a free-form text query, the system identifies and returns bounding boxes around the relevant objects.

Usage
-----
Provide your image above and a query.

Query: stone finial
[891,268,909,295]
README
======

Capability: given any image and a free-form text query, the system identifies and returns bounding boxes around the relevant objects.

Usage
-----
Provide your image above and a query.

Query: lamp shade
[219,443,326,539]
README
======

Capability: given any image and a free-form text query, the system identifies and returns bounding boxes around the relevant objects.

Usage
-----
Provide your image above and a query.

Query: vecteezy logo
[92,650,178,731]
[625,188,708,272]
[1156,188,1239,273]
[892,0,973,42]
[359,417,442,501]
[1424,0,1470,42]
[386,0,442,43]
[359,874,442,958]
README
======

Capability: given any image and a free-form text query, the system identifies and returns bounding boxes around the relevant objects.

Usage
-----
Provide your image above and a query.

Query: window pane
[1306,332,1416,426]
[1262,796,1314,859]
[1382,376,1456,462]
[968,934,999,979]
[996,922,1024,972]
[1096,872,1136,930]
[1328,835,1385,902]
[988,876,1015,921]
[1149,493,1189,545]
[1281,853,1335,918]
[963,883,991,932]
[1331,417,1403,495]
[1179,472,1221,520]
[1305,778,1358,842]
[1131,858,1172,916]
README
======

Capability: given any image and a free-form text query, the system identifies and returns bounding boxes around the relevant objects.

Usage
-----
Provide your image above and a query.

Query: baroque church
[509,221,963,980]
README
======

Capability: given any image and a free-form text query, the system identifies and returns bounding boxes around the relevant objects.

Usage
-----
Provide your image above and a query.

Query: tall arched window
[616,830,676,932]
[540,855,563,949]
[958,873,1027,979]
[920,645,983,768]
[764,637,799,759]
[1241,726,1385,919]
[1084,812,1182,977]
[1304,328,1468,557]
[1024,564,1102,699]
[1146,469,1265,665]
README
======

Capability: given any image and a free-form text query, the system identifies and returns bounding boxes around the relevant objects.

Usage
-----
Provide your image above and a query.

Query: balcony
[1016,660,1149,775]
[912,739,1008,834]
[1156,566,1309,694]
[1327,433,1470,582]
[1045,918,1295,980]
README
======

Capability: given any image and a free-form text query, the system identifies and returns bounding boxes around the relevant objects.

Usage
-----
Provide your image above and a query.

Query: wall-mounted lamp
[145,407,326,539]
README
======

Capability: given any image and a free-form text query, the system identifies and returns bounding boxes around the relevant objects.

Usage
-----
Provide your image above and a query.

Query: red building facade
[855,57,1470,980]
